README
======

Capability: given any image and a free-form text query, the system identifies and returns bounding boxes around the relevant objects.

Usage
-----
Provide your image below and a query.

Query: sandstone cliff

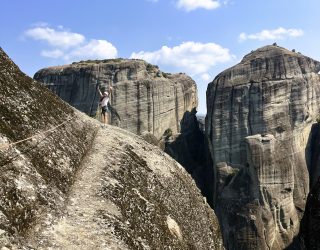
[206,45,320,249]
[0,48,223,249]
[34,59,198,139]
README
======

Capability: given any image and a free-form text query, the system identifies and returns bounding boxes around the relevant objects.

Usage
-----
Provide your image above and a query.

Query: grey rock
[164,108,214,204]
[34,59,198,139]
[0,47,97,247]
[0,48,223,249]
[206,45,320,249]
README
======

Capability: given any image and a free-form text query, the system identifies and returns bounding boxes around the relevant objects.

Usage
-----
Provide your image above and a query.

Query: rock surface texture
[0,48,97,247]
[0,48,223,249]
[206,45,320,249]
[34,59,198,139]
[164,109,214,205]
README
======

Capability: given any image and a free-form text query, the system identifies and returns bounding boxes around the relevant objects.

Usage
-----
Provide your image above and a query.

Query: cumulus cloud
[65,40,117,61]
[130,41,232,77]
[239,27,304,42]
[176,0,220,11]
[201,73,211,81]
[24,25,118,61]
[25,26,85,48]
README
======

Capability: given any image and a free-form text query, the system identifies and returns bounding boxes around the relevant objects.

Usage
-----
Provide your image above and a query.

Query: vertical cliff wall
[206,45,320,249]
[34,60,198,139]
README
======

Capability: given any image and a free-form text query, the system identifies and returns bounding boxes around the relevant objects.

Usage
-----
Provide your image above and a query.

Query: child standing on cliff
[97,85,112,126]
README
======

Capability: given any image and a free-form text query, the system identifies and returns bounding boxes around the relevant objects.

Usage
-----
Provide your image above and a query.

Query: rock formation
[164,108,214,205]
[0,48,223,249]
[206,45,320,249]
[34,59,198,139]
[294,123,320,249]
[0,47,97,247]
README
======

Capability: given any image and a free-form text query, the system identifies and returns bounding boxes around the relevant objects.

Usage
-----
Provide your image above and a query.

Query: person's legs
[101,108,106,124]
[101,106,111,125]
[105,113,109,124]
[102,113,106,124]
[104,106,111,125]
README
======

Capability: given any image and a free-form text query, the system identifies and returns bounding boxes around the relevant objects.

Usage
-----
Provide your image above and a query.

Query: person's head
[103,91,108,96]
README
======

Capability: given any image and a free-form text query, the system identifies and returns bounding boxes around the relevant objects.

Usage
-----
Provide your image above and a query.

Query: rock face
[0,48,223,249]
[34,59,198,139]
[0,47,97,247]
[206,45,320,249]
[164,108,214,205]
[297,123,320,249]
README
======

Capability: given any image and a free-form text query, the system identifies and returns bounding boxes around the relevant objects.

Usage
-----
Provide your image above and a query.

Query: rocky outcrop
[164,108,214,205]
[0,48,223,249]
[0,47,97,247]
[206,45,320,249]
[27,124,223,249]
[34,59,198,139]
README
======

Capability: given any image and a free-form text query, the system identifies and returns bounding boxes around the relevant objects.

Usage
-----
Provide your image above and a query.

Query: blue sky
[1,0,319,114]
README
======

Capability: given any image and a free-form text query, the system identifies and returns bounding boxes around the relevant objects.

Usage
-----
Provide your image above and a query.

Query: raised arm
[97,84,103,97]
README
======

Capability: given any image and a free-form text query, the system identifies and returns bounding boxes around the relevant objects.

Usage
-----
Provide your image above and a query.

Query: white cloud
[130,41,233,76]
[41,49,64,59]
[176,0,220,11]
[25,25,118,62]
[239,27,304,42]
[25,26,85,48]
[201,73,211,81]
[65,40,117,61]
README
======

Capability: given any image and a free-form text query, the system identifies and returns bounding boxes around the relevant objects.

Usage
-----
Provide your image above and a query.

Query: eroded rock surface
[27,126,223,250]
[34,59,198,139]
[0,47,97,247]
[206,45,320,249]
[0,48,223,249]
[164,108,214,205]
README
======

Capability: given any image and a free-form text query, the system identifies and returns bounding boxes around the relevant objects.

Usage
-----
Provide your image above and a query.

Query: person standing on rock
[97,85,112,126]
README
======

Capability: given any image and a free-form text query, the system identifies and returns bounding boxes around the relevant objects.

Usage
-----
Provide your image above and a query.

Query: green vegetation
[146,63,159,72]
[73,58,125,65]
[163,128,173,139]
[162,72,172,78]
